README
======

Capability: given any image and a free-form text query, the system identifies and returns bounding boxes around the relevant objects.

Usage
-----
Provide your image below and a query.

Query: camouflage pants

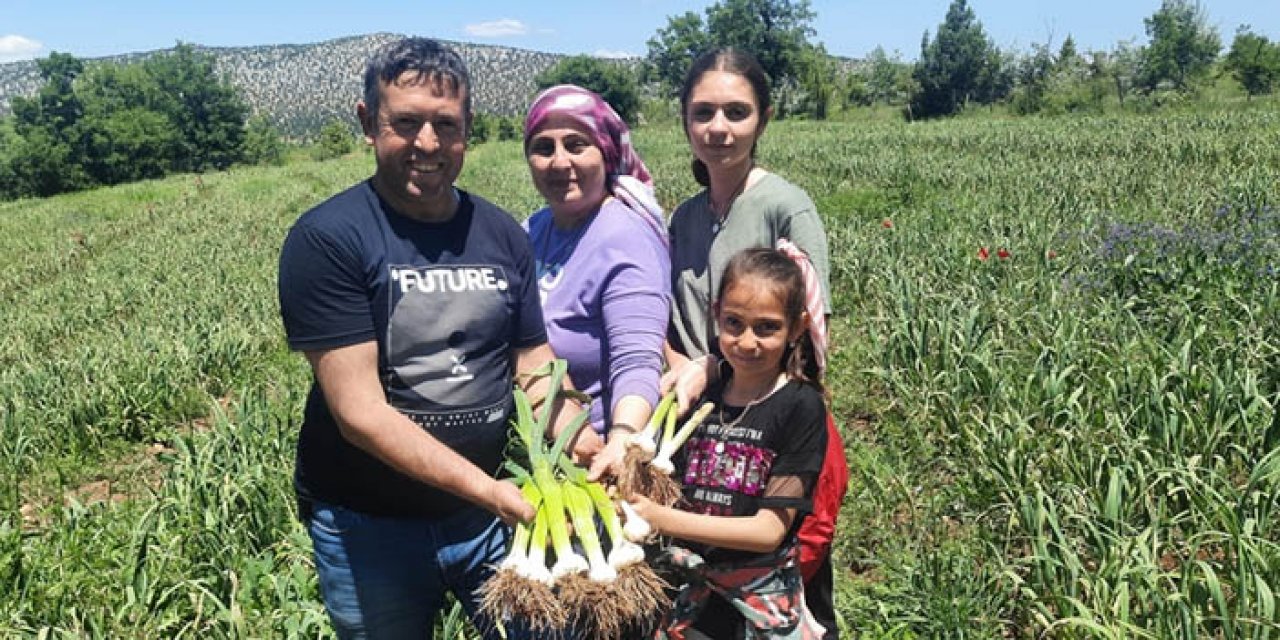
[655,543,826,640]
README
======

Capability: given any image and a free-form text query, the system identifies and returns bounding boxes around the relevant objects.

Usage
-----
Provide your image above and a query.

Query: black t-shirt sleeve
[757,384,826,512]
[278,220,375,351]
[507,218,548,349]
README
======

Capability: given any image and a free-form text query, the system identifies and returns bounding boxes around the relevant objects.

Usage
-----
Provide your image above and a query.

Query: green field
[2,103,1279,638]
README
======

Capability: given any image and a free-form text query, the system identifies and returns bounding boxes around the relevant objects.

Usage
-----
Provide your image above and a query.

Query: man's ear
[356,101,376,145]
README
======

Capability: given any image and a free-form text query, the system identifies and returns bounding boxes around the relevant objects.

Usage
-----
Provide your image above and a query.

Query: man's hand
[488,479,536,527]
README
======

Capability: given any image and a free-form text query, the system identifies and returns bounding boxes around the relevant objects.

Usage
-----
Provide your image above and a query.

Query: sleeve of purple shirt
[598,218,670,418]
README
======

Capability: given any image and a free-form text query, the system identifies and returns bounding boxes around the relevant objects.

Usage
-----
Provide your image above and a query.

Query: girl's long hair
[717,248,824,397]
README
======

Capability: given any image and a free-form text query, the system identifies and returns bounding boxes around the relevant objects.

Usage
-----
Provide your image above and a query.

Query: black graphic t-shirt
[279,180,546,517]
[674,378,826,564]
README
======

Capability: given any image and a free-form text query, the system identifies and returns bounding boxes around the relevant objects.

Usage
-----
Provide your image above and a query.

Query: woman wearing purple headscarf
[522,84,671,478]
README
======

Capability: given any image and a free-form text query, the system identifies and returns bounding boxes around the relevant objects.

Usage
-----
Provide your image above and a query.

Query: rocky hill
[0,33,604,138]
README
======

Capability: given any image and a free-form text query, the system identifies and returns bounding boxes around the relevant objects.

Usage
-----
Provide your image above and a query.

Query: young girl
[661,48,846,639]
[630,248,828,640]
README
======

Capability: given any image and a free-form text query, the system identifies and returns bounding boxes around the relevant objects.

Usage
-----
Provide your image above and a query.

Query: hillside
[0,33,593,138]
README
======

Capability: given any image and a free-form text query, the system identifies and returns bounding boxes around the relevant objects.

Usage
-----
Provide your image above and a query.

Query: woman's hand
[587,429,631,482]
[570,427,604,465]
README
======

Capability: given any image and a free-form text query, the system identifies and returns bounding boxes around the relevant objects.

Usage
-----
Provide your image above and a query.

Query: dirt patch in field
[17,397,230,533]
[19,442,173,533]
[844,413,876,438]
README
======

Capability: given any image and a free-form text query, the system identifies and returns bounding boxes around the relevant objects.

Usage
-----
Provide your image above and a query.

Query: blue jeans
[306,500,526,640]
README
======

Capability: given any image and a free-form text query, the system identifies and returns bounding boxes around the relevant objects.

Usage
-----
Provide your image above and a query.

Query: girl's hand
[627,494,662,532]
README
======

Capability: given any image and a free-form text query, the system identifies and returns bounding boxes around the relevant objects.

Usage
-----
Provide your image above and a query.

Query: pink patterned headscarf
[776,238,828,374]
[524,84,666,245]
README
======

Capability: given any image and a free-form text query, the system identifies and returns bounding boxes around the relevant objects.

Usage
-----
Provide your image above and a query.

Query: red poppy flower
[997,248,1010,260]
[977,247,990,261]
[1046,250,1057,259]
[882,218,893,229]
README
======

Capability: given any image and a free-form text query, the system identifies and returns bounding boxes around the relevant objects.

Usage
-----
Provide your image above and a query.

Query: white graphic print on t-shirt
[386,264,511,407]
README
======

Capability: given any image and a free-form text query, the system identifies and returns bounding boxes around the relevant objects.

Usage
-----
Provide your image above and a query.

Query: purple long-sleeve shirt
[525,198,671,434]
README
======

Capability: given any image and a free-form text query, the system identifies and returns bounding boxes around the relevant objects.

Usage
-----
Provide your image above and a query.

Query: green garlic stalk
[628,392,674,455]
[563,481,617,582]
[651,402,715,475]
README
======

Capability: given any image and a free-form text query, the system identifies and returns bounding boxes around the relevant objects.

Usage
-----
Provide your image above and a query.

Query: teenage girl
[664,46,830,403]
[630,248,828,640]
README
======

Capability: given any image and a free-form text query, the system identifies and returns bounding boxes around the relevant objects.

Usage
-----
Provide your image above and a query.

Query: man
[278,37,598,638]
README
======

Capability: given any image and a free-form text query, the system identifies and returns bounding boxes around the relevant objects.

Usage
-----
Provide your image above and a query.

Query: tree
[791,44,834,119]
[142,43,249,172]
[650,0,819,93]
[2,125,89,198]
[974,44,1015,105]
[645,0,826,118]
[1058,36,1080,69]
[1139,0,1220,91]
[10,52,85,139]
[909,0,1005,118]
[644,12,710,92]
[1225,26,1280,99]
[535,56,642,125]
[0,122,16,197]
[704,0,817,90]
[241,115,285,166]
[313,119,356,161]
[862,47,913,105]
[468,112,493,145]
[6,52,91,196]
[78,107,178,185]
[496,116,521,141]
[1010,44,1057,115]
[76,62,181,184]
[1098,41,1142,106]
[0,44,264,201]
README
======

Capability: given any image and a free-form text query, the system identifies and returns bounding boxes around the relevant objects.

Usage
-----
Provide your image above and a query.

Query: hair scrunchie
[775,238,827,374]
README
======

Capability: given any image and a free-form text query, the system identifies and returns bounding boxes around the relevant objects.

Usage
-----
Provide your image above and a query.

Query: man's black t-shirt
[278,180,546,517]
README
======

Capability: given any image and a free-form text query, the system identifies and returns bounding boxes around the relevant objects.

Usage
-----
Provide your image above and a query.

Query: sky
[2,1,1277,64]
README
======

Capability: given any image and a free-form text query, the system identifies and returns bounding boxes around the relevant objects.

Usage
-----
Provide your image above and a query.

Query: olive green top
[668,171,831,359]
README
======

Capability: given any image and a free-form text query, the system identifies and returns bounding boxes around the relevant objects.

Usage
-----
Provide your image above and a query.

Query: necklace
[535,213,592,283]
[718,371,787,431]
[708,167,753,235]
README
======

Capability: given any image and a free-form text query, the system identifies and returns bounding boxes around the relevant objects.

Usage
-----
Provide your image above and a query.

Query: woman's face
[684,70,766,176]
[526,113,607,222]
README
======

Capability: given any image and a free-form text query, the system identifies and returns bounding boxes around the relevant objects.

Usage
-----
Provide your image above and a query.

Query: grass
[1,100,1278,637]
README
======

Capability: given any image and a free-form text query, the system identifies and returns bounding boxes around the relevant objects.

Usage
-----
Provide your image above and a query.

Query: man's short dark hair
[363,37,472,120]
